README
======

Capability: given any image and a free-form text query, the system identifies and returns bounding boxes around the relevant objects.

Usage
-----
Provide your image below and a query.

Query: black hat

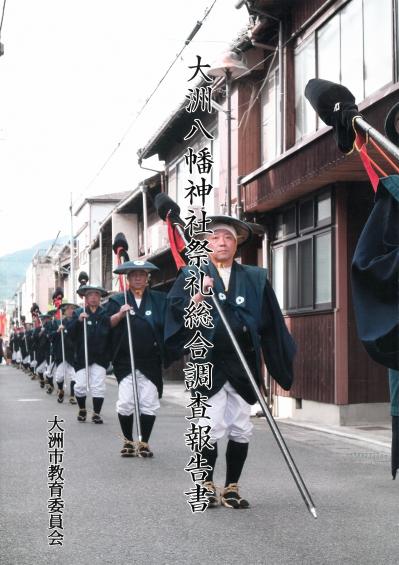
[52,287,64,300]
[78,271,89,285]
[113,260,159,275]
[305,78,361,153]
[39,312,51,319]
[30,303,41,314]
[77,285,108,298]
[384,102,399,146]
[60,302,79,310]
[112,232,129,253]
[199,215,252,246]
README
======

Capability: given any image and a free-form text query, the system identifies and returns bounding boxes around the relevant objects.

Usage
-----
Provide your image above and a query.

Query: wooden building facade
[137,0,398,423]
[232,0,398,423]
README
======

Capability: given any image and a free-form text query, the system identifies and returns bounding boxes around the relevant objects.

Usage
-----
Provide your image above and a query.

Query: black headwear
[52,287,64,300]
[77,285,108,298]
[112,233,129,262]
[113,260,159,274]
[30,303,41,315]
[198,215,253,247]
[305,78,361,153]
[385,103,399,146]
[78,271,89,286]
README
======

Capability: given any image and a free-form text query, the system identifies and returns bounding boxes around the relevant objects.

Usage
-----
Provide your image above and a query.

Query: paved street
[0,365,397,565]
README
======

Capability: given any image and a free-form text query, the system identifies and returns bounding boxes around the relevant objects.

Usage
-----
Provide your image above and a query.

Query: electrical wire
[236,47,278,130]
[0,0,6,35]
[72,0,218,209]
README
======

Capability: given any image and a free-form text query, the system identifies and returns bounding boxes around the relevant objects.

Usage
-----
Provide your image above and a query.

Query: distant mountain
[0,237,69,301]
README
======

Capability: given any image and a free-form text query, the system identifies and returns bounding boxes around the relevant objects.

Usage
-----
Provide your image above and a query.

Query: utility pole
[70,193,75,302]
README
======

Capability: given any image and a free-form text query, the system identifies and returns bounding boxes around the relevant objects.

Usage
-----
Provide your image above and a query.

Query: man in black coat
[0,334,4,365]
[66,286,111,424]
[35,314,53,389]
[51,303,78,404]
[107,260,168,457]
[20,323,33,373]
[165,216,296,509]
[9,327,17,365]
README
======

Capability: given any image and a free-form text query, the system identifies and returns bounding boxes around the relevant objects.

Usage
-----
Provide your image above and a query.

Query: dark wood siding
[284,41,296,150]
[290,0,327,32]
[275,312,335,403]
[101,222,113,291]
[242,89,399,213]
[346,183,389,403]
[238,83,261,177]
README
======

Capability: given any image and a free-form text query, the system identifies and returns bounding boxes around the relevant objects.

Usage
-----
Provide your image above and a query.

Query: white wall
[75,201,120,288]
[20,281,28,321]
[91,203,116,242]
[20,260,54,320]
[112,212,138,258]
[35,263,55,313]
[74,203,90,238]
[90,247,101,286]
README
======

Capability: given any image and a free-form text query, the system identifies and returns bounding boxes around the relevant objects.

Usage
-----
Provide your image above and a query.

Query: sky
[0,0,248,257]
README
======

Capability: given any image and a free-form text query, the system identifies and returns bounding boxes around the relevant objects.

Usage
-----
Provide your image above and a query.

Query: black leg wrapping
[47,376,54,386]
[70,380,75,396]
[392,416,399,480]
[202,442,218,482]
[140,414,156,443]
[57,381,63,390]
[76,396,86,410]
[92,397,104,414]
[118,414,134,442]
[225,440,249,486]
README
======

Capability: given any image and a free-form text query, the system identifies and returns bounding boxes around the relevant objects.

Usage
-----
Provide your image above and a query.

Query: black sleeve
[106,299,120,317]
[164,271,192,362]
[65,311,82,341]
[260,278,297,391]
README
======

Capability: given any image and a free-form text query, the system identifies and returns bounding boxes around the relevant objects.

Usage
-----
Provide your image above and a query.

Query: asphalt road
[0,365,397,565]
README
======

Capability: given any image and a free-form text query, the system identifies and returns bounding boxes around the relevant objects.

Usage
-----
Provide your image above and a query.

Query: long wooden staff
[155,193,317,519]
[78,272,90,393]
[112,234,142,442]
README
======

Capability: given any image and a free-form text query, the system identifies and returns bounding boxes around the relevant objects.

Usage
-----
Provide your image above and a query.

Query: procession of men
[5,214,299,511]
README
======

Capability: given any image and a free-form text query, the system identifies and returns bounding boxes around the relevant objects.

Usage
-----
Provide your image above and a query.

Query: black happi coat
[66,306,111,371]
[36,321,55,365]
[14,333,22,353]
[27,329,36,358]
[351,175,399,370]
[9,333,16,353]
[165,261,296,404]
[31,328,41,362]
[49,319,76,366]
[20,332,29,358]
[107,288,168,397]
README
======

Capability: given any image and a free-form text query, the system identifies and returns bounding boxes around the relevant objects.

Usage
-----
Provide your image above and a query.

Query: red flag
[166,216,186,269]
[116,247,126,291]
[0,313,6,335]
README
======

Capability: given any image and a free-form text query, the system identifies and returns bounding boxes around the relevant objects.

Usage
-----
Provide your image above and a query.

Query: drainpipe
[69,193,75,302]
[138,159,167,193]
[99,229,103,287]
[278,18,285,154]
[88,206,92,281]
[142,185,149,255]
[236,175,243,219]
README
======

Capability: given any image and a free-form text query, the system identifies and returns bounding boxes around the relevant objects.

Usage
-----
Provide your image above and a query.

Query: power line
[72,0,218,210]
[0,0,6,36]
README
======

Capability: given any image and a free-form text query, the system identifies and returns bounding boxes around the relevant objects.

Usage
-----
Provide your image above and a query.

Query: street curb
[273,419,391,450]
[107,377,392,451]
